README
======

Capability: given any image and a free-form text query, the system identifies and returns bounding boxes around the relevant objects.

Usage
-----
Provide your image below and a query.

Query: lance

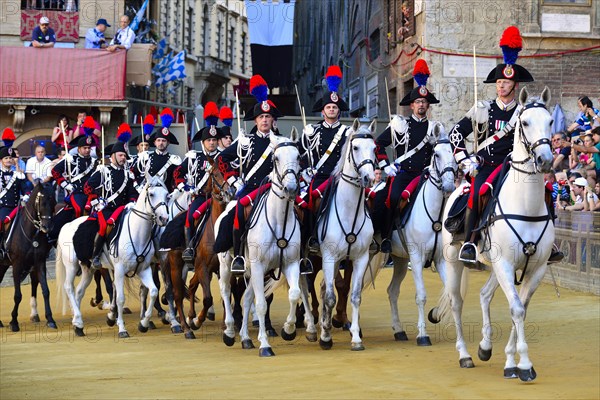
[101,124,105,199]
[60,120,71,179]
[472,45,479,155]
[235,91,244,180]
[295,84,313,170]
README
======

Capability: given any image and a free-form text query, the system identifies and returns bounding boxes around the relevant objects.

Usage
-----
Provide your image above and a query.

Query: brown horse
[0,183,57,331]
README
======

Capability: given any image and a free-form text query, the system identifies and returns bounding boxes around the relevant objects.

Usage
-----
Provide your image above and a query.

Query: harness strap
[314,125,348,171]
[394,121,434,165]
[243,142,274,183]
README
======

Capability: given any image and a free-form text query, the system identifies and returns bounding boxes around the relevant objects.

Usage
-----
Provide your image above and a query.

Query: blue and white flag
[130,0,149,32]
[153,51,173,76]
[153,37,168,59]
[156,50,187,87]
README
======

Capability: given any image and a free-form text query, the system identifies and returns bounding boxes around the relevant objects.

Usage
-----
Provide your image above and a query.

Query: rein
[510,102,552,175]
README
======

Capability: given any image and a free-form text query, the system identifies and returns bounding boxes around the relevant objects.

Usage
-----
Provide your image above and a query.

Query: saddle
[397,173,429,229]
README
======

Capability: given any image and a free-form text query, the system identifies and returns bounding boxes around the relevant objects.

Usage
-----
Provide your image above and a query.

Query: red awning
[0,47,126,101]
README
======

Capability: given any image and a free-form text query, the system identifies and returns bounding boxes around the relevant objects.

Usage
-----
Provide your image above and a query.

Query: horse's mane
[524,96,546,107]
[331,126,361,180]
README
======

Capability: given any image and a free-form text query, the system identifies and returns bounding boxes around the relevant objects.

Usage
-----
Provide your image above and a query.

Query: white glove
[64,154,74,164]
[301,168,316,183]
[20,194,30,206]
[227,176,244,194]
[61,181,74,193]
[303,124,315,137]
[461,155,479,176]
[137,151,149,163]
[177,182,187,192]
[384,164,397,177]
[125,202,135,210]
[95,198,106,212]
[185,150,196,160]
[389,115,408,135]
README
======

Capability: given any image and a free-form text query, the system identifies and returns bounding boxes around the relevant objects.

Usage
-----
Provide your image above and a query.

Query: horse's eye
[549,120,554,126]
[522,121,529,127]
[273,156,278,163]
[148,192,154,197]
[353,146,358,151]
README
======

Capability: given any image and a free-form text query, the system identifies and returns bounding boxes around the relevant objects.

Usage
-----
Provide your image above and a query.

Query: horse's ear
[368,119,377,134]
[290,126,299,143]
[352,118,360,132]
[519,86,529,106]
[541,86,551,105]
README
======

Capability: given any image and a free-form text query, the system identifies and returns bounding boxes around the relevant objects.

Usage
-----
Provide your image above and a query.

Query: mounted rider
[300,65,351,254]
[214,74,283,273]
[448,26,563,265]
[176,101,223,263]
[218,106,234,152]
[374,59,440,254]
[132,108,181,191]
[0,130,28,260]
[128,114,153,171]
[84,124,138,268]
[51,117,98,217]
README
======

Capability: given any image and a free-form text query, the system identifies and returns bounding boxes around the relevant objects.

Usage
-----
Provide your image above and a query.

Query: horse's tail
[54,241,69,316]
[432,268,469,324]
[362,251,388,290]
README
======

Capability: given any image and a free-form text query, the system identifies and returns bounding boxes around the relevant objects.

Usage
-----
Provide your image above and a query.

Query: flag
[153,29,176,59]
[130,0,149,32]
[156,50,187,87]
[153,51,173,76]
[245,0,295,88]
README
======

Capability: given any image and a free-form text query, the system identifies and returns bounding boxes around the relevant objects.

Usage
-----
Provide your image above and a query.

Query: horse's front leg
[113,267,129,338]
[478,271,499,363]
[29,270,40,323]
[10,276,23,332]
[319,252,337,350]
[281,260,301,341]
[299,274,317,342]
[239,283,255,349]
[348,252,369,351]
[387,256,409,341]
[218,252,236,346]
[446,253,473,368]
[138,267,157,333]
[251,263,274,356]
[138,284,148,320]
[35,261,57,329]
[71,265,94,335]
[410,254,431,346]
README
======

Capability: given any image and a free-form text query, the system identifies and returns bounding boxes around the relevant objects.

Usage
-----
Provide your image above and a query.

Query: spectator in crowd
[71,110,101,156]
[31,16,56,48]
[49,148,66,203]
[371,167,385,192]
[560,177,595,211]
[572,127,600,186]
[107,15,136,52]
[85,19,111,49]
[567,96,600,136]
[51,114,73,149]
[10,149,26,173]
[25,145,52,185]
[583,183,600,211]
[552,132,571,172]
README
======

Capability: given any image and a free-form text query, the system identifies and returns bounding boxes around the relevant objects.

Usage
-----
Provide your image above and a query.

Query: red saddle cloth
[3,206,19,224]
[383,175,421,208]
[192,198,212,220]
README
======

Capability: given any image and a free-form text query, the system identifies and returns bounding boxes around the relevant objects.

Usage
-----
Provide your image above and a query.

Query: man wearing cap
[448,26,562,265]
[107,15,136,52]
[175,102,223,262]
[85,19,111,49]
[132,108,181,191]
[373,59,440,254]
[214,75,283,273]
[51,133,97,218]
[31,17,56,48]
[218,106,234,152]
[299,66,351,254]
[0,146,28,260]
[84,140,138,268]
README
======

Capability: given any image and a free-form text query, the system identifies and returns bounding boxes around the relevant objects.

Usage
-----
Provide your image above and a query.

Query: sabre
[235,91,244,180]
[141,114,146,146]
[295,84,313,170]
[472,45,479,155]
[384,77,392,121]
[101,124,105,199]
[60,120,71,180]
[194,116,206,155]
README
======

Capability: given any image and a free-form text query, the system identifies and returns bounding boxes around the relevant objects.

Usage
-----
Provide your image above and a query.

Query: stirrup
[308,237,319,253]
[92,256,102,269]
[369,239,380,255]
[230,256,246,274]
[548,244,564,264]
[300,258,314,275]
[458,242,478,264]
[182,248,195,263]
[380,238,392,254]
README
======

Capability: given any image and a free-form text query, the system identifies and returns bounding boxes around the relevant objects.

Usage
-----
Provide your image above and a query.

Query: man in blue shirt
[31,16,56,48]
[85,19,111,49]
[567,96,600,136]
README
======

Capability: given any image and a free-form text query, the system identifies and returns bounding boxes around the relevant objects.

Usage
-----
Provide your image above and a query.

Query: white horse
[433,87,555,381]
[217,130,317,356]
[317,119,376,351]
[55,176,170,338]
[366,122,457,345]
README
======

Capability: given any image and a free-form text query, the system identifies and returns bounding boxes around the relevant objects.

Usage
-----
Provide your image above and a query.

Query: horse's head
[428,123,458,193]
[343,119,376,188]
[270,128,301,200]
[29,182,56,234]
[143,176,169,226]
[207,157,231,203]
[517,86,554,173]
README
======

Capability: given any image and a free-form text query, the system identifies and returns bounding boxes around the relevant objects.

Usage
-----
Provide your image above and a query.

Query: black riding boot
[0,230,5,261]
[379,208,394,254]
[91,235,106,269]
[231,228,245,274]
[303,211,319,253]
[458,208,477,265]
[182,226,195,263]
[545,194,564,263]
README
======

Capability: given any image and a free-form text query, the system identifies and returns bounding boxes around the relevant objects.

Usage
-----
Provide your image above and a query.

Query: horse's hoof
[74,326,85,337]
[138,322,148,333]
[428,308,440,324]
[30,315,40,323]
[416,336,432,346]
[459,357,475,368]
[504,367,519,379]
[266,328,278,337]
[305,332,318,342]
[47,321,58,330]
[106,317,116,327]
[281,328,296,341]
[252,319,259,327]
[90,298,98,307]
[188,318,200,331]
[207,312,216,321]
[10,322,19,332]
[343,322,352,331]
[518,367,537,382]
[332,318,343,328]
[171,325,183,334]
[118,331,130,339]
[348,328,362,339]
[394,331,408,341]
[161,293,168,305]
[161,317,170,325]
[223,333,235,347]
[148,321,156,330]
[184,331,196,340]
[242,339,255,349]
[351,342,365,351]
[157,310,166,320]
[123,307,132,315]
[319,338,333,350]
[478,346,492,362]
[259,347,275,357]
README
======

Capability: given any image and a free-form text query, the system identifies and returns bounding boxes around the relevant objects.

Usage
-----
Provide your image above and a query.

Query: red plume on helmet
[160,108,174,129]
[82,116,96,136]
[325,65,343,93]
[203,102,219,126]
[117,123,132,143]
[2,127,16,147]
[499,26,522,65]
[219,106,233,127]
[143,114,155,135]
[249,75,269,103]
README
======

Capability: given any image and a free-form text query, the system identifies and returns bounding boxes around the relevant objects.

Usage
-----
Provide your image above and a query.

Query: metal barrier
[549,211,600,295]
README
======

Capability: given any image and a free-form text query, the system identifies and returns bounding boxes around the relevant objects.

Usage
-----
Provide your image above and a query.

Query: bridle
[511,102,552,175]
[341,133,376,188]
[270,141,300,201]
[130,184,168,223]
[427,138,457,191]
[23,190,53,233]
